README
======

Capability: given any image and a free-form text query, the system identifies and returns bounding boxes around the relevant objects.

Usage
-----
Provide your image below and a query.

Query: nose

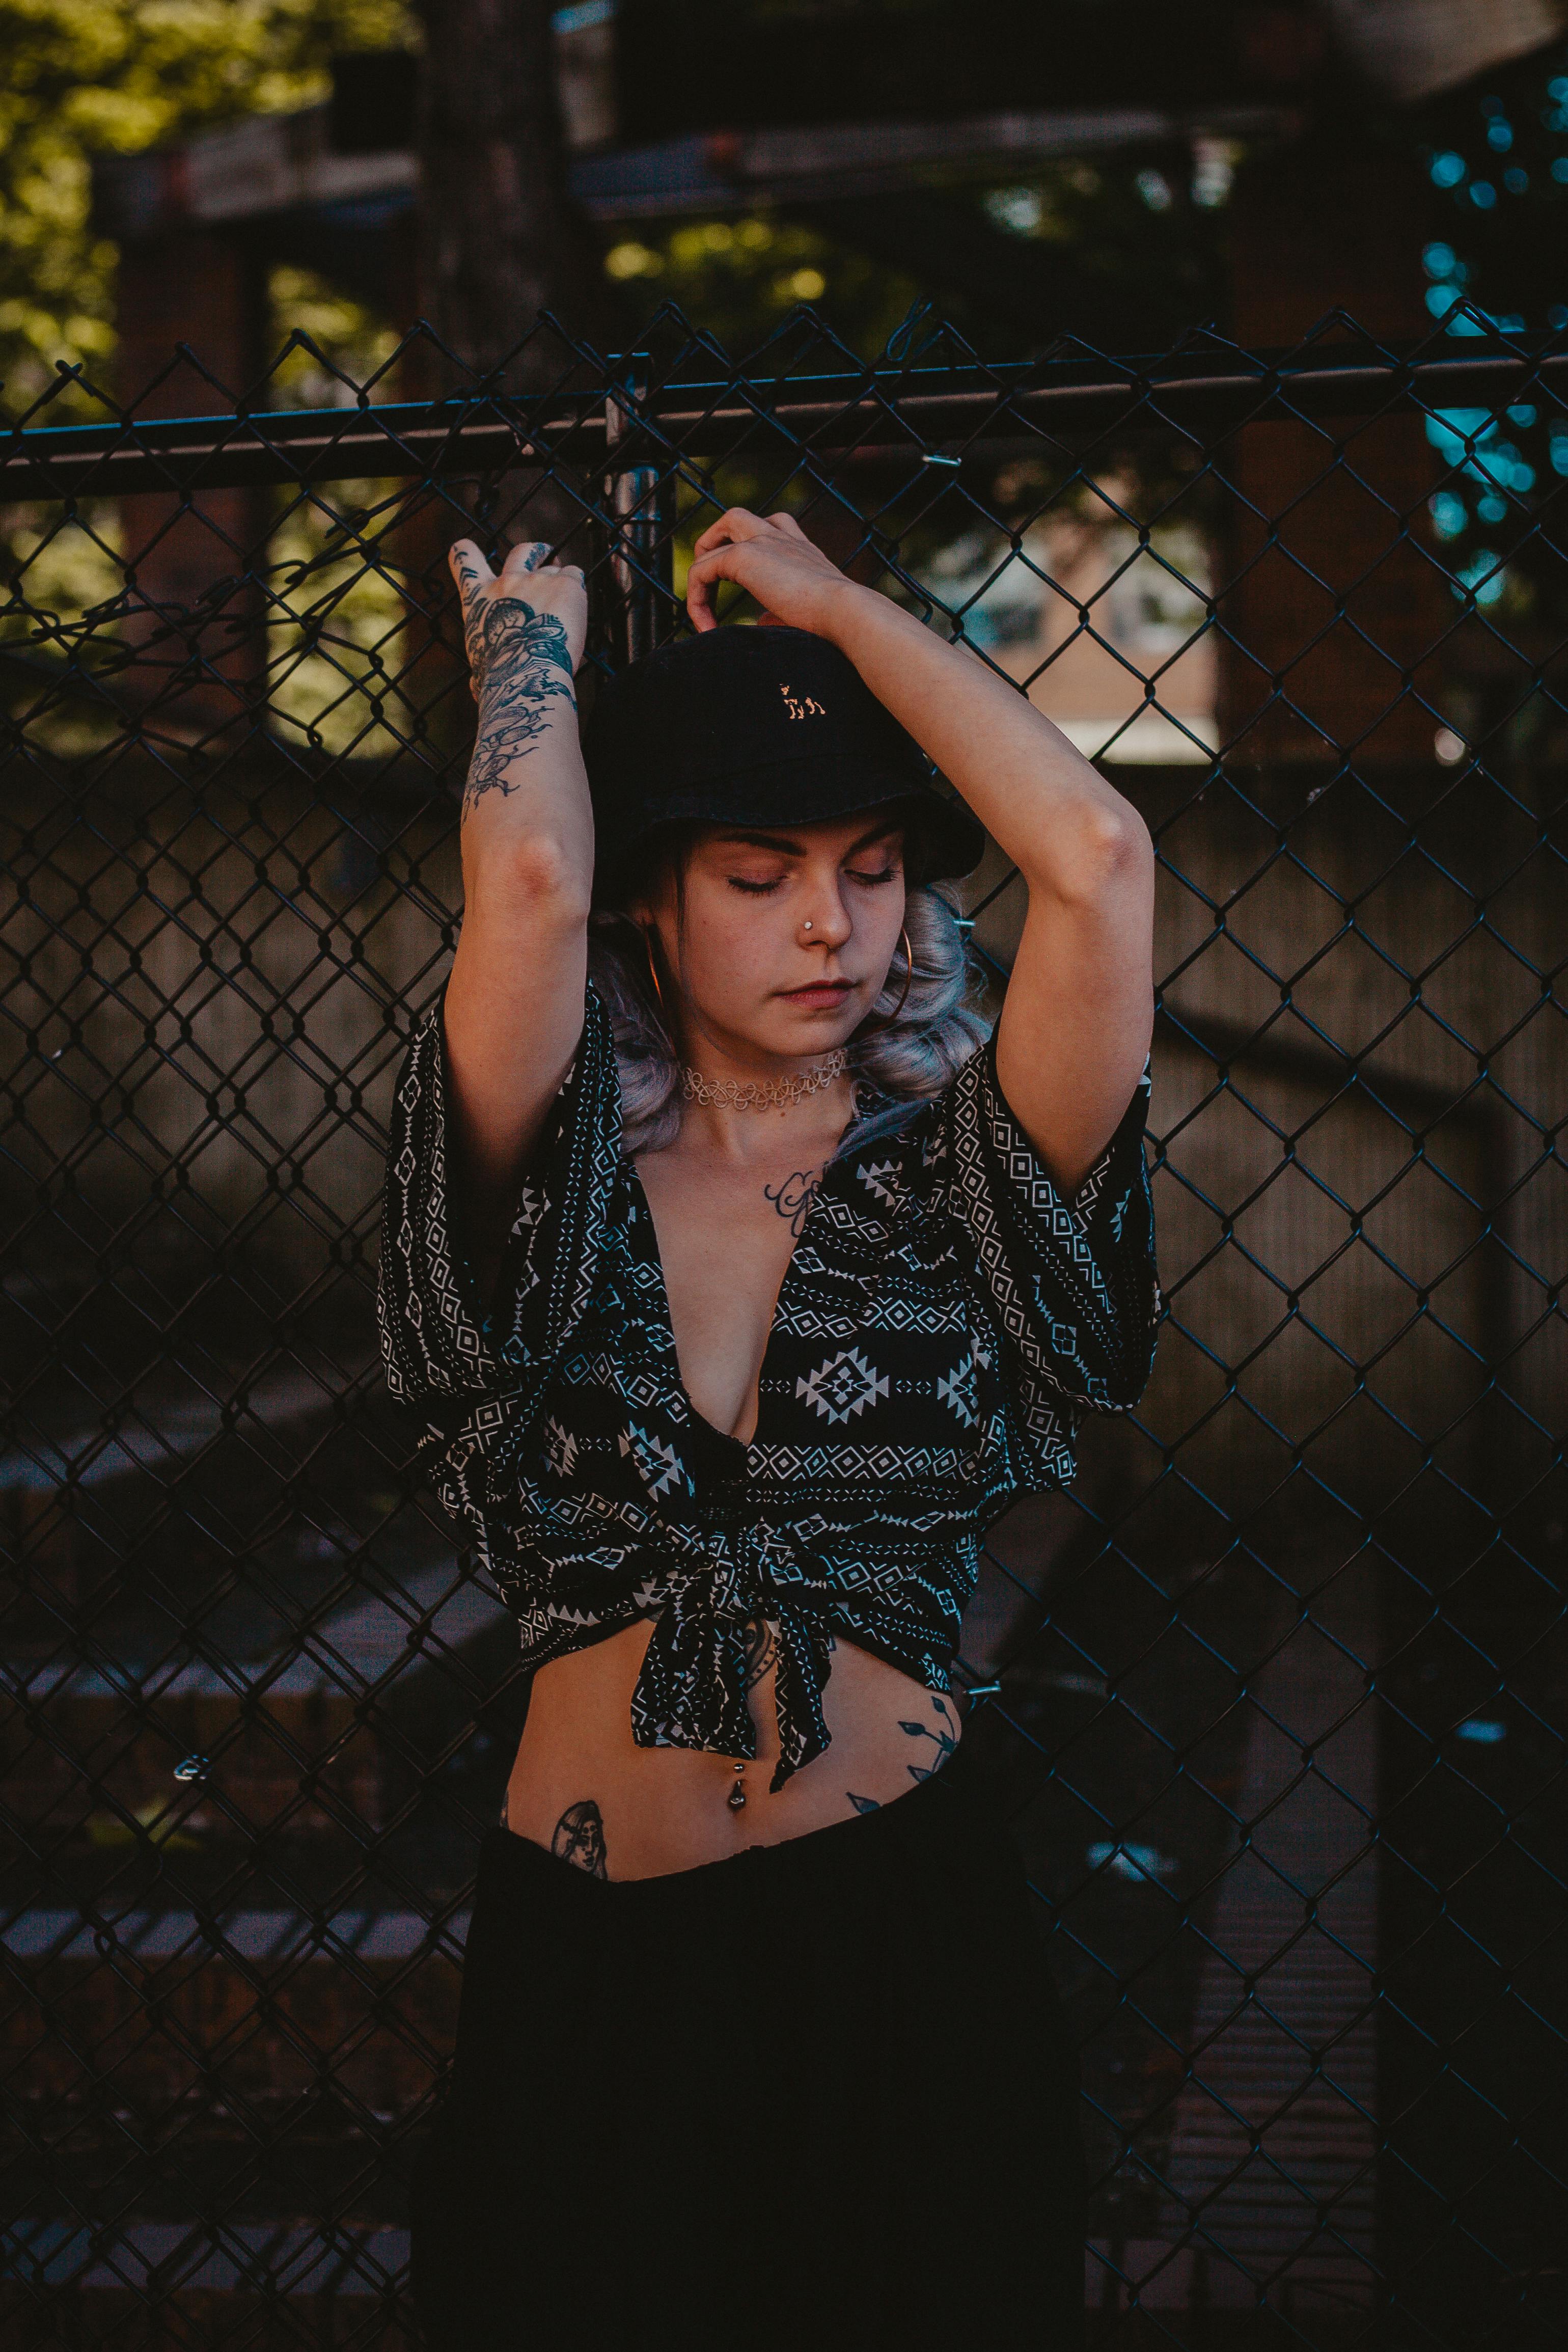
[799,879,853,948]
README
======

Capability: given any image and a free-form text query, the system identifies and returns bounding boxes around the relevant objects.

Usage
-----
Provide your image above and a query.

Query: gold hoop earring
[858,924,916,1038]
[888,923,916,1024]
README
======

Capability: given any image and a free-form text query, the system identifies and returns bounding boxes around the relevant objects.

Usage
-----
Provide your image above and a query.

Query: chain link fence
[3,306,1564,2347]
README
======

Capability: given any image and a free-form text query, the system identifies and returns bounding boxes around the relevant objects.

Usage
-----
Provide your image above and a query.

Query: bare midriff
[503,1617,960,1881]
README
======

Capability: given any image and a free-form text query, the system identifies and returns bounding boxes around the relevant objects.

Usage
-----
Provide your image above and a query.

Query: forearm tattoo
[551,1798,609,1878]
[456,560,574,816]
[763,1171,819,1238]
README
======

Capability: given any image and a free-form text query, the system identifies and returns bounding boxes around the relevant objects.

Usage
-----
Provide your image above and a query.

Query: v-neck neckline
[624,1086,884,1454]
[623,1146,836,1454]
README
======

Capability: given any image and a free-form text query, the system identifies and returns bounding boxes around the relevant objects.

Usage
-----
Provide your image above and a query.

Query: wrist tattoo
[763,1171,819,1237]
[551,1797,609,1878]
[461,589,574,814]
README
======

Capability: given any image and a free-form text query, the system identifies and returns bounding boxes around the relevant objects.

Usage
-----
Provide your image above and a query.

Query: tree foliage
[0,0,412,413]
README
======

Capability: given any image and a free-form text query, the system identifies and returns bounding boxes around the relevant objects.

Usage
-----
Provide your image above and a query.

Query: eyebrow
[711,820,904,858]
[712,830,807,857]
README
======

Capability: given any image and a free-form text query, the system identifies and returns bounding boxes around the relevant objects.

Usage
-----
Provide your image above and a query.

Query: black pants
[409,1767,1085,2349]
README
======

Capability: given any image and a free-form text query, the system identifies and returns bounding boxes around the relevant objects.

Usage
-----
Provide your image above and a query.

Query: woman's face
[633,811,908,1066]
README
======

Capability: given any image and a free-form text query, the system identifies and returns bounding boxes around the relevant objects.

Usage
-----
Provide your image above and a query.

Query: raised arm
[684,510,1154,1192]
[441,538,594,1293]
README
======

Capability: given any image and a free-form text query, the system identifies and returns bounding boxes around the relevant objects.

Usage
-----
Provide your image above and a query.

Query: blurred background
[12,1,1568,745]
[3,5,1567,2348]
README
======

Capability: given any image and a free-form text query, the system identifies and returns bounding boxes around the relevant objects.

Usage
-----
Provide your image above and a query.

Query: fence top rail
[5,334,1566,500]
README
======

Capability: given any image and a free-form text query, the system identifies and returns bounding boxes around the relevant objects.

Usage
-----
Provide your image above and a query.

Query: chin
[748,1004,853,1052]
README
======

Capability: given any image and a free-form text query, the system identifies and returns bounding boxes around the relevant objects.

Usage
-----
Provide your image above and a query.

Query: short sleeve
[941,1038,1159,1414]
[376,980,623,1407]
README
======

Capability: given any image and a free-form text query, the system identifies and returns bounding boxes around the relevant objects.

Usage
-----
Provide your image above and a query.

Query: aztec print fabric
[377,982,1159,1789]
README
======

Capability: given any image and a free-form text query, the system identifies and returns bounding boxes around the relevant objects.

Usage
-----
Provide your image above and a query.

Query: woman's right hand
[450,538,588,696]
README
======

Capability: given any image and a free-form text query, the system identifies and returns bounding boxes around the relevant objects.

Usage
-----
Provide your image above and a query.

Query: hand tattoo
[742,1613,777,1691]
[455,556,574,815]
[551,1798,609,1878]
[763,1171,819,1238]
[900,1694,958,1784]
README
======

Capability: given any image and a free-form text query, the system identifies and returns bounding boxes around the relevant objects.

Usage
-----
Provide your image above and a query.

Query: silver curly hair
[587,881,989,1156]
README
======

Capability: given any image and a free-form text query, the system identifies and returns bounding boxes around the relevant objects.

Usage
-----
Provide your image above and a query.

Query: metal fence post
[603,374,674,667]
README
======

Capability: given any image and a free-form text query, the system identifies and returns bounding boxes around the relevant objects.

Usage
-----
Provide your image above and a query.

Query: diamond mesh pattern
[3,309,1564,2348]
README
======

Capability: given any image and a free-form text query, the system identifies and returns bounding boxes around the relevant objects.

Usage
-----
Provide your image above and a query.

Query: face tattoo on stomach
[551,1798,609,1878]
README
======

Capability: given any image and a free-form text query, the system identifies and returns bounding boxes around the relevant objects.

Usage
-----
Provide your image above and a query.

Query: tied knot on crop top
[377,981,1159,1789]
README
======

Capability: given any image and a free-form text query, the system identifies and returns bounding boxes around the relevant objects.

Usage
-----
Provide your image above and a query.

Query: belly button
[727,1760,747,1812]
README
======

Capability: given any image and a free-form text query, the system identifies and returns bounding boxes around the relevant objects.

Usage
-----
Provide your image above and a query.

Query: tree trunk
[415,0,608,381]
[407,0,611,729]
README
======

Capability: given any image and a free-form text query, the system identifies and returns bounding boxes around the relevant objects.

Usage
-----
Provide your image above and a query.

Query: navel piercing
[728,1760,747,1812]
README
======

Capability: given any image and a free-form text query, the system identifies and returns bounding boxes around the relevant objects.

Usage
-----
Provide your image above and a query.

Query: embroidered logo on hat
[781,683,826,720]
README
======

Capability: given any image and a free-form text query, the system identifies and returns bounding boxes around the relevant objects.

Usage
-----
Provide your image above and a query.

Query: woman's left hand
[695,514,1154,1197]
[685,508,857,635]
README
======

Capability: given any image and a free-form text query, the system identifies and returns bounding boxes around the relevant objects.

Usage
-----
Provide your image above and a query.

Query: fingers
[685,542,735,632]
[691,506,808,559]
[684,545,713,630]
[448,539,494,595]
[453,537,586,596]
[684,526,796,630]
[499,539,552,583]
[689,506,769,560]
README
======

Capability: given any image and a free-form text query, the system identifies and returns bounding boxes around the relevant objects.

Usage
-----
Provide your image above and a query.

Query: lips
[780,980,855,1004]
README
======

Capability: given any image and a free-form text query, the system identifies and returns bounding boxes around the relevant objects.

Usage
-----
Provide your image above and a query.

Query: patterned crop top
[377,982,1159,1789]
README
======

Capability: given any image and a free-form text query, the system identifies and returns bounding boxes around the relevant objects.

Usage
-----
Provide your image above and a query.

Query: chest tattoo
[762,1169,819,1237]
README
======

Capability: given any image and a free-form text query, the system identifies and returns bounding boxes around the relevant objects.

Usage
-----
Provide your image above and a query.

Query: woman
[378,509,1159,2349]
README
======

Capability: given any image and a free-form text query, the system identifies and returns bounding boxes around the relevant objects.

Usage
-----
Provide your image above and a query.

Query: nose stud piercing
[802,920,813,932]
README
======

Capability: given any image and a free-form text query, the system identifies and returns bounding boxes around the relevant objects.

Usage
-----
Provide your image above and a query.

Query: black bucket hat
[583,624,985,896]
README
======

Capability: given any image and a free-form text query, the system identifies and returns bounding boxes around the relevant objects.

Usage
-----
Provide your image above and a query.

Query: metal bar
[603,381,675,666]
[7,338,1568,500]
